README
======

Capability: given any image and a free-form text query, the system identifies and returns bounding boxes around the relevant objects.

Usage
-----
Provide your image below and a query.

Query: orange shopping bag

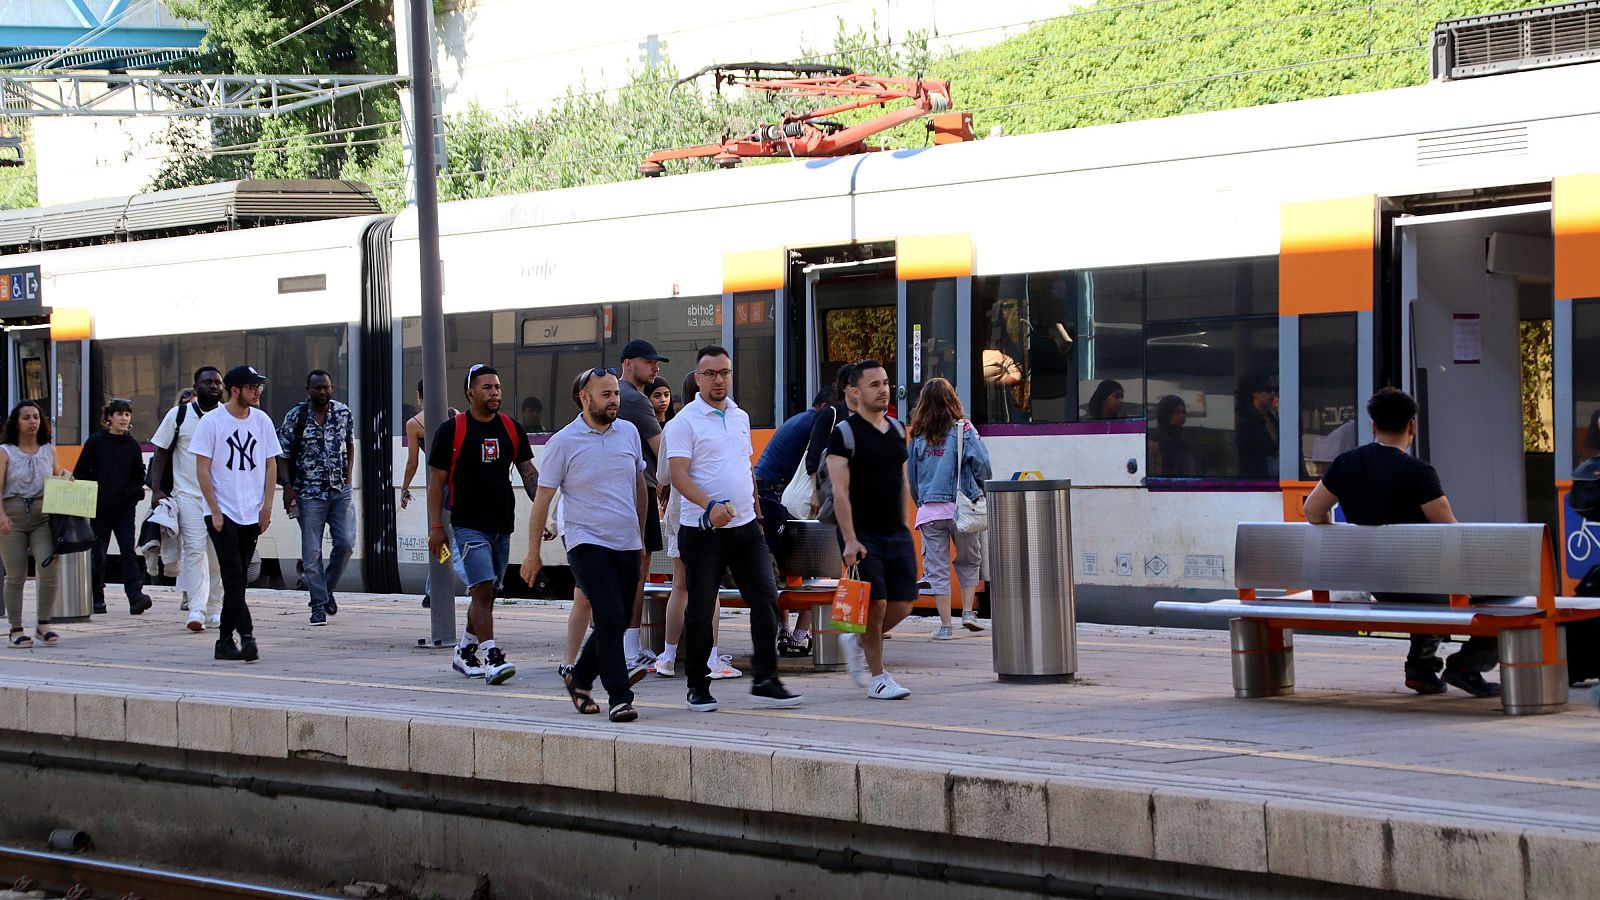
[830,567,870,634]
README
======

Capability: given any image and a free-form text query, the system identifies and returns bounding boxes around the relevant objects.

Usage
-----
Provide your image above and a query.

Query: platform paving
[3,585,1599,897]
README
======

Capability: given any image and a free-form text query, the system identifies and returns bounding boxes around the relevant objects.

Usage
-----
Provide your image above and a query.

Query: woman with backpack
[74,398,152,616]
[907,378,993,641]
[0,400,74,647]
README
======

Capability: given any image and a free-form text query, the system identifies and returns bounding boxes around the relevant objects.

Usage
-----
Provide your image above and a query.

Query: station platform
[0,586,1596,899]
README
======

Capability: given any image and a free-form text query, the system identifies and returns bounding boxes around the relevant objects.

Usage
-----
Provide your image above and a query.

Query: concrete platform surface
[3,586,1599,898]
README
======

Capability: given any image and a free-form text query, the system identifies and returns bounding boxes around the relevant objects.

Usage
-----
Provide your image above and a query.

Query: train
[2,53,1599,622]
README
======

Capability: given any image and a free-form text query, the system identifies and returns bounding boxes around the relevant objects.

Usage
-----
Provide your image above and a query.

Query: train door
[1395,203,1554,527]
[8,325,51,412]
[803,257,900,413]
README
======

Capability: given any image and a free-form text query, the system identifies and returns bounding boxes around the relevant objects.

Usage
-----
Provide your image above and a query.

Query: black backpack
[1571,456,1600,520]
[148,402,201,495]
[42,515,95,568]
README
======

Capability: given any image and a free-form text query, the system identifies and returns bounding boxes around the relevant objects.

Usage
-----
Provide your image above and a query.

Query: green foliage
[0,126,38,210]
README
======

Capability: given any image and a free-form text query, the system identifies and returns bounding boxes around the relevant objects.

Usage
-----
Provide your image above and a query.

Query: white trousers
[175,492,223,619]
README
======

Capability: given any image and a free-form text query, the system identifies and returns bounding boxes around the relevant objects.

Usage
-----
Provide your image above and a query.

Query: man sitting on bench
[1302,388,1500,698]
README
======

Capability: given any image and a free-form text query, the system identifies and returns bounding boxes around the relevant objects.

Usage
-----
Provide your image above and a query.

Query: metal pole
[409,0,454,646]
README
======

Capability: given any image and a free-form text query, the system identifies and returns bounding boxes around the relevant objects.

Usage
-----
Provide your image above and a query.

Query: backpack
[42,515,96,568]
[817,415,904,525]
[148,402,201,494]
[445,412,524,507]
[1570,456,1600,520]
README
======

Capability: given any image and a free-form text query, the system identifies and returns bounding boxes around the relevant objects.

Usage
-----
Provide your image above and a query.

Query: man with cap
[190,365,283,663]
[617,339,668,668]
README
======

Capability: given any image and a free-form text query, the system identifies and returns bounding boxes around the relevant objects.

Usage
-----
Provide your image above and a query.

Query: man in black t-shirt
[1303,388,1499,697]
[427,364,538,685]
[827,360,916,701]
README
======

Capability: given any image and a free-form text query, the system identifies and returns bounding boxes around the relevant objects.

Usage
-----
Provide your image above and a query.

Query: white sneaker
[185,611,205,632]
[653,656,677,677]
[452,644,484,678]
[205,613,221,629]
[708,655,743,680]
[482,647,516,685]
[869,672,911,700]
[840,633,870,687]
[931,625,955,640]
[962,611,985,632]
[629,649,658,670]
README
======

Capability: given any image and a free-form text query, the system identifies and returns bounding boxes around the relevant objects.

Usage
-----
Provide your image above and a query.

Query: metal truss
[0,72,407,117]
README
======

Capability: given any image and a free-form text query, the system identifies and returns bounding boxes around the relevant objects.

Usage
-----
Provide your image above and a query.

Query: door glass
[1299,314,1357,479]
[812,275,897,406]
[15,332,48,406]
[56,341,81,445]
[904,278,957,414]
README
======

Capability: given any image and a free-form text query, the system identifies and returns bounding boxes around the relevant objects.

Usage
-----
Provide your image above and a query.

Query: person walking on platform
[151,367,225,630]
[278,370,355,626]
[753,387,836,656]
[191,366,282,663]
[1302,387,1500,697]
[617,340,669,671]
[427,364,537,685]
[74,398,153,616]
[828,361,918,699]
[0,401,71,648]
[664,346,802,712]
[908,378,991,640]
[522,368,649,722]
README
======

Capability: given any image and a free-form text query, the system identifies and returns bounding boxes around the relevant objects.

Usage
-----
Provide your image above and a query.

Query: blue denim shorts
[453,527,509,591]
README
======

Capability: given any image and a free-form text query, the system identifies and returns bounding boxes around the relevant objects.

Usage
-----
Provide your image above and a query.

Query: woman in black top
[74,399,152,615]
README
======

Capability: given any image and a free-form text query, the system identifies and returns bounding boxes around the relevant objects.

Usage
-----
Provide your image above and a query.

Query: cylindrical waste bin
[986,479,1075,683]
[53,551,94,622]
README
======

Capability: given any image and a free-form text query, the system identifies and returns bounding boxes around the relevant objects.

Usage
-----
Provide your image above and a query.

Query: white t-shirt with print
[150,402,210,499]
[189,406,283,525]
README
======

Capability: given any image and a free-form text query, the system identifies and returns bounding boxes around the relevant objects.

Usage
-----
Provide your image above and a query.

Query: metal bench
[1153,522,1600,715]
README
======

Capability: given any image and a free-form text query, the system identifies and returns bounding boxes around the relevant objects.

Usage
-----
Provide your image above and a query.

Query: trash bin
[53,551,94,622]
[986,478,1075,683]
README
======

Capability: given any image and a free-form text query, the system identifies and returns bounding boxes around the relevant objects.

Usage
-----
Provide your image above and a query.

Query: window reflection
[1145,318,1278,479]
[1299,314,1358,478]
[1575,300,1600,464]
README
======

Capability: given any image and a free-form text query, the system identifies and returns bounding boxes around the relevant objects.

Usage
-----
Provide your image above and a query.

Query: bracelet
[429,525,445,531]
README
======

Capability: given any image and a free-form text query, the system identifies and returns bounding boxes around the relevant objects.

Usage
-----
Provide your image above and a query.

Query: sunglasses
[578,366,618,389]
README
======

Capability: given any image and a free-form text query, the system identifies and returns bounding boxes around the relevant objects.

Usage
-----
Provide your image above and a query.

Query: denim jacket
[908,420,992,506]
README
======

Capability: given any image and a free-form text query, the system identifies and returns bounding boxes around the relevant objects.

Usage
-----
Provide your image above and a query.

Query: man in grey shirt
[617,338,667,667]
[521,368,648,722]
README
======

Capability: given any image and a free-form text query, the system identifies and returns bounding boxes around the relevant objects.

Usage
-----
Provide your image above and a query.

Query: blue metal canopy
[0,0,206,71]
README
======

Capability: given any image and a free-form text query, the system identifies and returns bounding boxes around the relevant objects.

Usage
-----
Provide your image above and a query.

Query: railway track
[0,844,335,900]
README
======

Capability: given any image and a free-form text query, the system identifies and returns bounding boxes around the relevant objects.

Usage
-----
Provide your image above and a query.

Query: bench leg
[809,601,845,671]
[1498,625,1568,716]
[1230,619,1294,699]
[639,594,669,657]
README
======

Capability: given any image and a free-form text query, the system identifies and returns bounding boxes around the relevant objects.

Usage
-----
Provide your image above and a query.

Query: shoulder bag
[954,420,988,534]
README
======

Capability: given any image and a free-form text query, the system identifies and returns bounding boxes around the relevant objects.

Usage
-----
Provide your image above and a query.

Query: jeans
[206,514,260,641]
[175,493,223,621]
[453,526,509,592]
[91,504,144,605]
[679,521,781,692]
[297,486,355,611]
[566,544,639,707]
[1382,592,1501,676]
[0,497,54,628]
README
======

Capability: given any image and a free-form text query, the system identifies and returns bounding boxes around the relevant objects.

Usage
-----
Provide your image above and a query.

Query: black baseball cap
[223,365,268,389]
[620,339,668,362]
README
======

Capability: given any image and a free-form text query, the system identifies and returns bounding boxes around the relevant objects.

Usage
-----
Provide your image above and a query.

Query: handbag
[954,420,988,534]
[43,514,96,568]
[830,567,870,634]
[780,456,813,521]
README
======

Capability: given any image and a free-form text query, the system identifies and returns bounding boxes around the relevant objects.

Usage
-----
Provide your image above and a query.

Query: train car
[6,56,1600,621]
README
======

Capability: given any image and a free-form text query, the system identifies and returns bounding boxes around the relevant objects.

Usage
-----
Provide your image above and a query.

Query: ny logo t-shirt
[190,406,284,525]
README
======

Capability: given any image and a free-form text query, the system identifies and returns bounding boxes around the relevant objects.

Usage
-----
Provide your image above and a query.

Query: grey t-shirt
[618,379,663,489]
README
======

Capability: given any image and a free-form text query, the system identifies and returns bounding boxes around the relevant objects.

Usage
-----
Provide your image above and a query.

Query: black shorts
[644,498,663,554]
[840,527,919,603]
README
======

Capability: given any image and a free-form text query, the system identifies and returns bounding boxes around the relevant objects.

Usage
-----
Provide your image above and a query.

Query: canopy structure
[0,0,206,72]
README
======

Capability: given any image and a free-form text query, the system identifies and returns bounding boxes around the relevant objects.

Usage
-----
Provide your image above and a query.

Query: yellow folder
[42,478,98,518]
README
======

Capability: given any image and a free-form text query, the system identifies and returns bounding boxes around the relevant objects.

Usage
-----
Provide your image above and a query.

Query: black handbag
[42,515,96,568]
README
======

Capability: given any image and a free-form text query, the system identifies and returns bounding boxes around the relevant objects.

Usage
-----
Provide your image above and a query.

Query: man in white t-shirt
[191,365,283,663]
[149,366,226,631]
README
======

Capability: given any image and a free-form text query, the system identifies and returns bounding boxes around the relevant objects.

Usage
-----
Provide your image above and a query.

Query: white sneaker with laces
[962,611,985,632]
[629,649,658,671]
[931,625,955,640]
[868,672,911,700]
[839,633,870,687]
[708,655,743,680]
[653,656,676,677]
[452,644,484,678]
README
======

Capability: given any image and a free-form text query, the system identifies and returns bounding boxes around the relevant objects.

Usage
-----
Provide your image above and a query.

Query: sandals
[563,675,600,715]
[8,629,30,649]
[608,702,638,723]
[34,625,58,646]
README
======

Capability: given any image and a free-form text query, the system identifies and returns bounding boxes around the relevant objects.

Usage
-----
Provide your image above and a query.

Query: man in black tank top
[1303,389,1500,698]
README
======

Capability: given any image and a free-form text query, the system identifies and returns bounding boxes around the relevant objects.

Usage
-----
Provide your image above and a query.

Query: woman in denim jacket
[907,378,993,640]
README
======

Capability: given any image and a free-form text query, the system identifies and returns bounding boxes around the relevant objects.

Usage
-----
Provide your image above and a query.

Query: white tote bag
[780,456,814,520]
[954,420,988,534]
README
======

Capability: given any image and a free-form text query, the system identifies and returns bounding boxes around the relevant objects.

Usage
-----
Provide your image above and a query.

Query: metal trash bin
[53,551,94,622]
[986,479,1075,683]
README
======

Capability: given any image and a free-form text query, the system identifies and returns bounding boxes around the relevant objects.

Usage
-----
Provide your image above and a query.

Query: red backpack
[446,412,524,507]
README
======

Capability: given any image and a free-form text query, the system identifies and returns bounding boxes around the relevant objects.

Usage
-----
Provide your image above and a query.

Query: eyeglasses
[696,368,733,381]
[578,366,618,388]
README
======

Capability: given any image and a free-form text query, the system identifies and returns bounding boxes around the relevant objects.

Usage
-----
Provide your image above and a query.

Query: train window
[1144,258,1276,322]
[1075,269,1144,421]
[1146,318,1279,479]
[613,295,722,421]
[1298,314,1358,479]
[732,291,776,428]
[972,273,1079,425]
[98,337,163,439]
[1575,300,1600,465]
[55,341,81,445]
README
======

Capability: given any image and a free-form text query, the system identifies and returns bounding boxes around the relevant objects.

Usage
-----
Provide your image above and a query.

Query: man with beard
[149,366,226,631]
[428,364,537,685]
[520,368,648,722]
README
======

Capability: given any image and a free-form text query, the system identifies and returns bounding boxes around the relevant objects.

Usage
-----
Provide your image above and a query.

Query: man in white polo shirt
[520,368,648,722]
[663,345,801,713]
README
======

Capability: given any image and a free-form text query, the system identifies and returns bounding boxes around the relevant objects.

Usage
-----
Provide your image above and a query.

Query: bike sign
[1566,492,1596,581]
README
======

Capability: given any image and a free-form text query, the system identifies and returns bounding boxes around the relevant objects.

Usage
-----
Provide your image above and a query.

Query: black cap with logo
[223,365,268,389]
[620,339,668,362]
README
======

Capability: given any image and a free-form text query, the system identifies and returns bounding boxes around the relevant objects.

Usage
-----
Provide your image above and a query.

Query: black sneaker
[239,635,259,662]
[686,688,719,712]
[325,594,338,616]
[309,609,328,626]
[129,594,153,615]
[422,595,431,609]
[776,631,793,657]
[214,637,244,661]
[92,602,108,616]
[1404,671,1447,695]
[750,677,802,708]
[1442,668,1500,698]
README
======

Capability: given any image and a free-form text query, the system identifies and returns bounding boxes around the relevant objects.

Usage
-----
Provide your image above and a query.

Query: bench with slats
[1153,522,1600,715]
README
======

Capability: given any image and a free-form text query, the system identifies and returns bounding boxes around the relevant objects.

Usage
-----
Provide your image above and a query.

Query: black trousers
[754,479,788,564]
[566,544,638,707]
[1380,592,1500,676]
[680,521,781,692]
[91,505,143,604]
[206,515,259,641]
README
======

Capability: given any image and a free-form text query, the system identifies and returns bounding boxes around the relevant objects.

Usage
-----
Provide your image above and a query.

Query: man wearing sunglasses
[663,346,802,712]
